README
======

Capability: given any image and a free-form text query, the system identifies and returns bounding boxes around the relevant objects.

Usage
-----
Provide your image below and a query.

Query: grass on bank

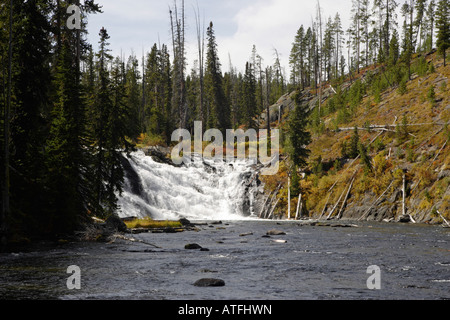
[124,217,182,229]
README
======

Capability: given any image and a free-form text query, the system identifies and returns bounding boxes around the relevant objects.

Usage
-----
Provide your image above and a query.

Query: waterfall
[117,150,262,221]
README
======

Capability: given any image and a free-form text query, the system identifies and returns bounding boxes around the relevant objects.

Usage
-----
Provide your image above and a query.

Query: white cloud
[86,0,353,74]
[218,0,353,73]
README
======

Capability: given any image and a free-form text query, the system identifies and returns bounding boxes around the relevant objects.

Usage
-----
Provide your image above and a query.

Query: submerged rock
[194,278,225,287]
[266,229,286,236]
[185,243,203,250]
[239,232,253,237]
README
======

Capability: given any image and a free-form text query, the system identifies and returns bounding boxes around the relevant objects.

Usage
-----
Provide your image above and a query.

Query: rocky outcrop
[120,155,143,196]
[144,146,182,167]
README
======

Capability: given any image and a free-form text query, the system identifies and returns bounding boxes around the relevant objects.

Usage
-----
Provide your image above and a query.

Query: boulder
[185,243,203,250]
[179,218,192,226]
[266,229,286,236]
[194,278,225,287]
[398,215,411,223]
[105,215,127,233]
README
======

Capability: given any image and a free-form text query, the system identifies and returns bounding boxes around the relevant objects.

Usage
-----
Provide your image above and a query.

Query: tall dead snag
[169,0,187,129]
[295,193,303,220]
[287,175,291,220]
[194,3,205,124]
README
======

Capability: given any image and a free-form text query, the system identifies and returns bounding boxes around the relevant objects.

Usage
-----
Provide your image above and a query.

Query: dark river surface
[0,220,449,300]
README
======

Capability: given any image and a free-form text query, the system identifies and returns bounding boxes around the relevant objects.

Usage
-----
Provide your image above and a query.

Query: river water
[0,220,449,300]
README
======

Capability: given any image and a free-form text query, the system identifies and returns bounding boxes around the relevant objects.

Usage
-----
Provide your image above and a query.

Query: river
[1,151,449,300]
[0,220,449,300]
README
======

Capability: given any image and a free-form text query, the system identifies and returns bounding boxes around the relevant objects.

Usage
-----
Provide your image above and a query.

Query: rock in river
[266,229,286,236]
[194,278,226,287]
[185,243,203,250]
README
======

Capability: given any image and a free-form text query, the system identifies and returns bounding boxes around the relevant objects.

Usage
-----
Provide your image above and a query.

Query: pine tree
[6,0,53,236]
[205,22,230,133]
[389,29,400,66]
[125,54,142,139]
[323,17,335,81]
[359,142,372,173]
[105,57,134,215]
[350,0,362,74]
[290,26,306,88]
[334,13,345,79]
[360,0,372,67]
[91,27,114,218]
[46,38,87,234]
[436,0,450,66]
[243,62,257,129]
[350,126,360,159]
[144,44,161,135]
[424,0,436,51]
[288,93,312,168]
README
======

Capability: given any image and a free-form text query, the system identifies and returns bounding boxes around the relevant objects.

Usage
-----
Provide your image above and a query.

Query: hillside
[260,50,450,224]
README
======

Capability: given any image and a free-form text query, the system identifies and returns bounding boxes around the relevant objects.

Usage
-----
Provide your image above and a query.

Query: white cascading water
[117,150,260,221]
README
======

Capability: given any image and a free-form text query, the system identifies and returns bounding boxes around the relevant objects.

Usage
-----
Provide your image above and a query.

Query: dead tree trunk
[1,0,13,250]
[295,193,302,220]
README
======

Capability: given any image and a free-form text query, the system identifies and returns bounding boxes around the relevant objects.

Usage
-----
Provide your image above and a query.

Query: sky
[86,0,353,75]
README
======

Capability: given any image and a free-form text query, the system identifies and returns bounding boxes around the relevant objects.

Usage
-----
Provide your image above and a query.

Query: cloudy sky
[86,0,352,74]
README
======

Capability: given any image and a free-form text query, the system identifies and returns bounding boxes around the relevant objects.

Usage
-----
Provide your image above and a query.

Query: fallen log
[336,175,356,220]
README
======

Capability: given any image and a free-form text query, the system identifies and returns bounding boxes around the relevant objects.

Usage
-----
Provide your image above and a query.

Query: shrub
[398,78,407,95]
[427,85,436,107]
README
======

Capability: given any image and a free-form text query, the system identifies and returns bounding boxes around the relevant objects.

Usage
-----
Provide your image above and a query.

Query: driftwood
[263,184,281,219]
[415,127,444,152]
[112,234,162,249]
[429,139,448,167]
[338,122,444,134]
[319,191,333,220]
[268,198,280,220]
[338,126,395,133]
[438,211,450,228]
[327,185,347,220]
[258,191,272,218]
